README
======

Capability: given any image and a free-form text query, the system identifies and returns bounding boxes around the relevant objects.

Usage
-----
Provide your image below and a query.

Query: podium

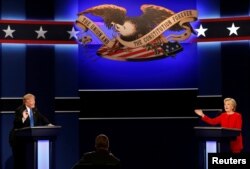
[194,126,241,169]
[194,126,241,152]
[14,126,61,169]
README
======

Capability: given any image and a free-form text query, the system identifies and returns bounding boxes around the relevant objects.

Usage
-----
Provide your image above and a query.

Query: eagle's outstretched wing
[78,4,127,29]
[141,4,195,33]
[140,4,175,26]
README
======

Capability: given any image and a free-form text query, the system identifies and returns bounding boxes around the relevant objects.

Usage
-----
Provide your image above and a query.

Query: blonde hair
[224,97,237,111]
[23,93,35,102]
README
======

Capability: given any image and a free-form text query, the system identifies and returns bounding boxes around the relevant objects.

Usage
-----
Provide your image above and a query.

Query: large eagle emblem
[76,4,197,61]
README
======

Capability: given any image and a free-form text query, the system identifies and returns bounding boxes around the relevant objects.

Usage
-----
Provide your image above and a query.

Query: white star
[227,23,240,36]
[195,25,207,37]
[35,26,47,39]
[2,25,16,38]
[195,24,208,37]
[67,27,79,39]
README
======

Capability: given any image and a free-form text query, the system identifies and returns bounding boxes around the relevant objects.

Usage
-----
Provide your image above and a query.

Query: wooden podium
[194,126,241,169]
[14,125,61,169]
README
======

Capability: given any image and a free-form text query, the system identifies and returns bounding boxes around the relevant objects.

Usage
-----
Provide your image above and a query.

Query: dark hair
[95,134,109,150]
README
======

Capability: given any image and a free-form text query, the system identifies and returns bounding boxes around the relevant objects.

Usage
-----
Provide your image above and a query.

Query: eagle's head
[112,20,136,37]
[111,17,151,41]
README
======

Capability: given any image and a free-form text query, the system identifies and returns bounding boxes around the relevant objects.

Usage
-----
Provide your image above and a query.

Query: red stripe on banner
[0,19,73,25]
[199,16,250,23]
[0,39,77,44]
[195,36,250,42]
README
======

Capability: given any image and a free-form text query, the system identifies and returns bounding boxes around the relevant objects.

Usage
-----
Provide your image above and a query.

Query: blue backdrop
[0,0,250,169]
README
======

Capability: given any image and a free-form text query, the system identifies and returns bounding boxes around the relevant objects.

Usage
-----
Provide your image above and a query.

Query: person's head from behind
[224,97,237,112]
[23,93,36,108]
[95,134,109,151]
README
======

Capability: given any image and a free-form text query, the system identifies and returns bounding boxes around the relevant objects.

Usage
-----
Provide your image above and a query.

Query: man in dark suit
[72,134,120,169]
[9,93,52,169]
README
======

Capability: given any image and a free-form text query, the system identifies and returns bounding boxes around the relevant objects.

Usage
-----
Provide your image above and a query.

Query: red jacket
[202,112,243,153]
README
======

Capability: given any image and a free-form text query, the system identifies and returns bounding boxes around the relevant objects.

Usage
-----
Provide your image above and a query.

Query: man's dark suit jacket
[72,149,120,169]
[9,104,50,147]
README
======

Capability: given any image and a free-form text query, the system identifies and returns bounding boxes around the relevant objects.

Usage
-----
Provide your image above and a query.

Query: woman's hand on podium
[47,123,54,126]
[194,109,205,118]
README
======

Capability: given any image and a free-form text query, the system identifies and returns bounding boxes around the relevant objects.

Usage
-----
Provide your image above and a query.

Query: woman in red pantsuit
[195,98,243,153]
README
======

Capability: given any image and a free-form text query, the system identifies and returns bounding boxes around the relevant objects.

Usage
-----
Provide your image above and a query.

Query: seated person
[72,134,120,169]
